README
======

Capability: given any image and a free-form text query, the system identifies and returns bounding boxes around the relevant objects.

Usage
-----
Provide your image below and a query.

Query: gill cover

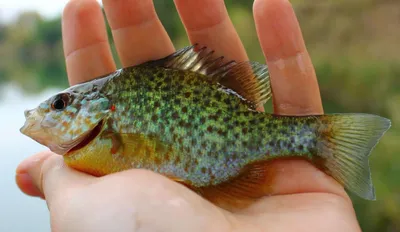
[21,89,110,155]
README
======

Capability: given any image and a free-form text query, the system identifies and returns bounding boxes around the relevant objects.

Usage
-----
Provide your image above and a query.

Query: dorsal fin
[218,61,271,109]
[142,44,272,109]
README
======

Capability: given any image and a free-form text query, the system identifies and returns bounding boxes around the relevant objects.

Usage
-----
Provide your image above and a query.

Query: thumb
[16,151,94,203]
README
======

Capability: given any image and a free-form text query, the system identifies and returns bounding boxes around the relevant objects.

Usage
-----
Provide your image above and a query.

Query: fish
[20,45,391,210]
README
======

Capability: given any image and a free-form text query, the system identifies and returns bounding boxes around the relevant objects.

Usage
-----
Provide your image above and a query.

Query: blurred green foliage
[0,1,399,231]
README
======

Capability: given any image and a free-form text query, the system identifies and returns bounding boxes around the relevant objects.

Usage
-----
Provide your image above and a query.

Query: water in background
[0,85,60,232]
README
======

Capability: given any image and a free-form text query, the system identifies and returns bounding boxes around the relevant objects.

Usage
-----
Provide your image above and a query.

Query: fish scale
[96,66,325,186]
[20,45,391,210]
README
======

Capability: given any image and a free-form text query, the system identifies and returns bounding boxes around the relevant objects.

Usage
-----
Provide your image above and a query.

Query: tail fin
[316,114,391,200]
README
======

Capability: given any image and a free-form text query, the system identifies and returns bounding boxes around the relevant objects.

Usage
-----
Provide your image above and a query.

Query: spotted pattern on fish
[21,45,391,207]
[64,65,317,186]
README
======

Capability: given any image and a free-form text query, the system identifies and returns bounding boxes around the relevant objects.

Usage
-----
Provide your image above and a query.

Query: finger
[254,0,323,115]
[102,0,175,67]
[15,151,94,205]
[243,193,360,231]
[15,171,44,199]
[261,159,350,200]
[63,0,116,85]
[253,0,349,200]
[174,0,248,62]
[16,152,52,199]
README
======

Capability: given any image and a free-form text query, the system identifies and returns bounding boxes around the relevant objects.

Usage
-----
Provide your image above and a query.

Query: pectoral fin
[100,130,123,154]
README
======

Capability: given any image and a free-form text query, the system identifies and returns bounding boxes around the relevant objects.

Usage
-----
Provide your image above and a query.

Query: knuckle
[40,154,62,174]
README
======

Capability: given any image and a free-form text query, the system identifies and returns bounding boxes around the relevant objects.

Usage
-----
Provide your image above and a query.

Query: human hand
[16,0,362,231]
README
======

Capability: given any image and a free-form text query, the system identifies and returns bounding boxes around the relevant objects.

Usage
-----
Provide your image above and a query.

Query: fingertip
[253,0,293,17]
[15,173,45,199]
[174,0,227,31]
[16,151,53,198]
[102,0,158,30]
[63,0,101,20]
[16,151,94,204]
[102,0,174,67]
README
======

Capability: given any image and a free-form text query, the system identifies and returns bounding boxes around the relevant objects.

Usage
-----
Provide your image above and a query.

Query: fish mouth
[20,122,32,135]
[20,114,105,155]
[65,119,104,155]
[20,110,40,135]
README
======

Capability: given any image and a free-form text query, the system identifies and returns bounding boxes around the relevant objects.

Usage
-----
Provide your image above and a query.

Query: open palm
[16,0,361,231]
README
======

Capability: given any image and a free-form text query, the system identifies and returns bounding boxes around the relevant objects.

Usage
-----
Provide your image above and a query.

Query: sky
[0,0,102,23]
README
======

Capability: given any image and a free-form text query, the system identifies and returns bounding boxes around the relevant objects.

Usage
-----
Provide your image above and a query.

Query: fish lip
[20,123,30,135]
[20,113,36,135]
[21,116,104,156]
[24,109,33,118]
[21,127,62,154]
[20,107,43,135]
[20,118,39,137]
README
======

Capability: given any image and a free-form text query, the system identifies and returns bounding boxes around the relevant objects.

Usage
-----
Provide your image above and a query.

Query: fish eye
[51,93,70,111]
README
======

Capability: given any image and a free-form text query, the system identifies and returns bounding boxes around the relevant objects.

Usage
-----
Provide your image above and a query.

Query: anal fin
[193,161,273,211]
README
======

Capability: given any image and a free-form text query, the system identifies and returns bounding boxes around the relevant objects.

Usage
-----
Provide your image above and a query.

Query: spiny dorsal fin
[218,61,271,109]
[143,44,271,109]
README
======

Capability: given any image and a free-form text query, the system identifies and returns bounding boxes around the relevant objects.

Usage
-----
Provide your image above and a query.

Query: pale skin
[15,0,362,231]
